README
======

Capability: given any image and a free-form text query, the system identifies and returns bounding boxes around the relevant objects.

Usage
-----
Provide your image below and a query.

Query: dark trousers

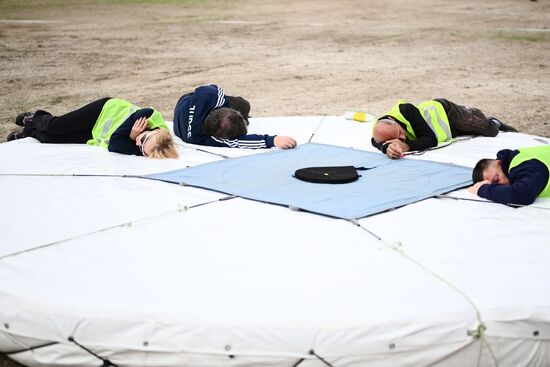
[434,98,499,137]
[25,97,110,143]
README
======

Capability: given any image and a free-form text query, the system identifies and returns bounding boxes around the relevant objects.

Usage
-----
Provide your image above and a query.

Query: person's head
[472,158,510,185]
[203,107,247,139]
[136,129,179,159]
[373,118,406,144]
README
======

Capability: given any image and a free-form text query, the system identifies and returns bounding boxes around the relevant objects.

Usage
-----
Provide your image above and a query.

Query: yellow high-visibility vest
[383,100,452,142]
[87,98,167,148]
[509,146,550,198]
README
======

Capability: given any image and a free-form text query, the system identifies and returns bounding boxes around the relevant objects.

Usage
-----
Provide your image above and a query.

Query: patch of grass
[0,0,207,18]
[81,0,208,4]
[49,95,71,105]
[0,0,208,11]
[495,32,547,43]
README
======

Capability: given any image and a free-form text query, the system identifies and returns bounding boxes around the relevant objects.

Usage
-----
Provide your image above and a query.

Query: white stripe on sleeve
[216,86,225,108]
[211,136,267,149]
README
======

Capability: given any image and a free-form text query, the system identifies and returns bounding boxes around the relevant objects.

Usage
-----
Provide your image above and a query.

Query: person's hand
[385,139,409,159]
[274,136,297,149]
[130,117,149,140]
[468,180,490,195]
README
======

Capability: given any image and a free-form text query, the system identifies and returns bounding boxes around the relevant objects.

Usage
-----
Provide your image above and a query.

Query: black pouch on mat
[294,166,361,184]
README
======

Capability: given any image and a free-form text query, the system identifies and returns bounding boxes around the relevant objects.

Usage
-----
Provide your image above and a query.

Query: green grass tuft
[49,95,71,105]
[495,32,547,43]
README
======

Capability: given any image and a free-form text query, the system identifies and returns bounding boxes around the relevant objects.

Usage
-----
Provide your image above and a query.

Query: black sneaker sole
[15,112,33,127]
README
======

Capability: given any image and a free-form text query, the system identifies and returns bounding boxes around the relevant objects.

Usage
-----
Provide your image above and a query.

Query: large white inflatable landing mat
[0,115,549,367]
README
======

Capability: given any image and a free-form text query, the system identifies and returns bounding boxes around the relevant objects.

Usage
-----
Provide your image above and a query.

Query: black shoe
[488,117,518,133]
[7,129,26,142]
[15,112,34,127]
[500,122,518,132]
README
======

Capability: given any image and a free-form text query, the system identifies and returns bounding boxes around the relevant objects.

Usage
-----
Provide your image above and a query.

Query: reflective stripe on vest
[417,101,452,142]
[87,99,168,148]
[382,100,452,143]
[98,118,113,146]
[509,146,550,198]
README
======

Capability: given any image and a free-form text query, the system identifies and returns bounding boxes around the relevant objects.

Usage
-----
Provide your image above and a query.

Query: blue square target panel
[147,143,472,220]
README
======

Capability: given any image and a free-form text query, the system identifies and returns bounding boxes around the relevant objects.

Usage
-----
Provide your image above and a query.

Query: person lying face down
[8,97,179,159]
[469,146,550,205]
[371,98,517,159]
[173,84,296,149]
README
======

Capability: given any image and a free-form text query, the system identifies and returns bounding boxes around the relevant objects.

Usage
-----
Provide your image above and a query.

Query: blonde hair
[149,130,179,159]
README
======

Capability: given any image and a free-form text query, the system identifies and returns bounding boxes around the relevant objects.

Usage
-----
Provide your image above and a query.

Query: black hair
[472,158,495,183]
[203,107,247,139]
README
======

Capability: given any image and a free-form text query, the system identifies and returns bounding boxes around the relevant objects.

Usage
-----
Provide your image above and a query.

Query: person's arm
[127,108,155,139]
[202,134,276,149]
[108,108,155,156]
[476,160,548,205]
[399,103,438,151]
[200,134,297,149]
[385,139,409,159]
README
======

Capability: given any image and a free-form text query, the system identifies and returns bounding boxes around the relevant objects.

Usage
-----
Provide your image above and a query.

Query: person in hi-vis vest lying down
[371,98,517,159]
[469,146,550,205]
[8,98,178,159]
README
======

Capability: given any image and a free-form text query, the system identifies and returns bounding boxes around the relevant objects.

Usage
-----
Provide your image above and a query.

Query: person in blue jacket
[469,146,550,205]
[173,84,297,149]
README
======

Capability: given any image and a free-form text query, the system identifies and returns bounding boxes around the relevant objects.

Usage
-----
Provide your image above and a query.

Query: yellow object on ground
[344,111,374,123]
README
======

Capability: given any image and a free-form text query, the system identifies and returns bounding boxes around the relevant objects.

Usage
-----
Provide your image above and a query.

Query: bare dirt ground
[0,0,549,366]
[1,0,550,141]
